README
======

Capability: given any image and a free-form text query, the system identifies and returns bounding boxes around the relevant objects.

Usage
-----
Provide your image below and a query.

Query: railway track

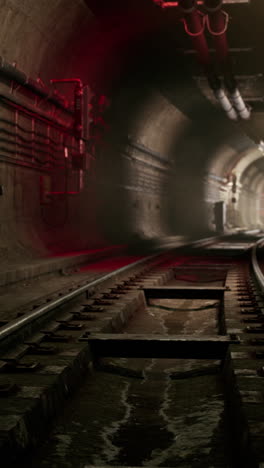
[1,235,264,468]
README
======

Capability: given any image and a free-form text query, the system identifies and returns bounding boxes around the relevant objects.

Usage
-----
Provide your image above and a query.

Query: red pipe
[50,79,84,139]
[179,0,210,67]
[204,0,250,119]
[204,0,229,63]
[180,1,239,119]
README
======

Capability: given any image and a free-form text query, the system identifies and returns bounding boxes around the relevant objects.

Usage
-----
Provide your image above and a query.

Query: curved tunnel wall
[0,0,261,264]
[238,159,264,229]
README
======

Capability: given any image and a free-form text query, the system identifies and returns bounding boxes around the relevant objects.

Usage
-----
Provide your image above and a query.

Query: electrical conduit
[204,0,250,119]
[179,0,237,120]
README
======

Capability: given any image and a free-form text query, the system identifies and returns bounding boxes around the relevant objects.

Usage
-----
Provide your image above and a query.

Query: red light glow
[79,255,145,272]
[50,245,125,258]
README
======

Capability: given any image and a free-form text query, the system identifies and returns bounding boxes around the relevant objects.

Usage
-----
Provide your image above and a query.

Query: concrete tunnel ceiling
[1,0,264,258]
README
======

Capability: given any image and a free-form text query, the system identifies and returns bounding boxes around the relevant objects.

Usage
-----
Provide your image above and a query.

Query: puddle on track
[126,297,220,336]
[20,296,232,467]
[21,360,230,468]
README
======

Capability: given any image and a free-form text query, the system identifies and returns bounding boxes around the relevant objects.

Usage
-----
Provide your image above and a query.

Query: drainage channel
[16,245,255,468]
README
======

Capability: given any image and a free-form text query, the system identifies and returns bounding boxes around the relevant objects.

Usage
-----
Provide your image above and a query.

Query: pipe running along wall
[0,0,260,263]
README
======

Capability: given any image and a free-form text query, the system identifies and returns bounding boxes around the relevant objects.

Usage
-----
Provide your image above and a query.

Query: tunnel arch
[1,0,264,261]
[238,158,264,229]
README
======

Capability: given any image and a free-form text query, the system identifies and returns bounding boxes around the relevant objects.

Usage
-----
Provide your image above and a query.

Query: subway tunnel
[2,1,264,467]
[0,0,264,262]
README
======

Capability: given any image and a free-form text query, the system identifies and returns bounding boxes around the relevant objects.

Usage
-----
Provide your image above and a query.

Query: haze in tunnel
[0,0,263,265]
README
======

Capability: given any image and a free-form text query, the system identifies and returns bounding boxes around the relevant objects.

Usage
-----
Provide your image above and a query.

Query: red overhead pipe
[178,0,237,120]
[204,0,229,63]
[179,0,210,67]
[204,0,250,119]
[155,0,248,120]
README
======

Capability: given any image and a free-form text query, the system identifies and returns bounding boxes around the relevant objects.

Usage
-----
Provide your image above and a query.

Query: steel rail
[0,255,159,344]
[252,238,264,293]
[0,236,217,344]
